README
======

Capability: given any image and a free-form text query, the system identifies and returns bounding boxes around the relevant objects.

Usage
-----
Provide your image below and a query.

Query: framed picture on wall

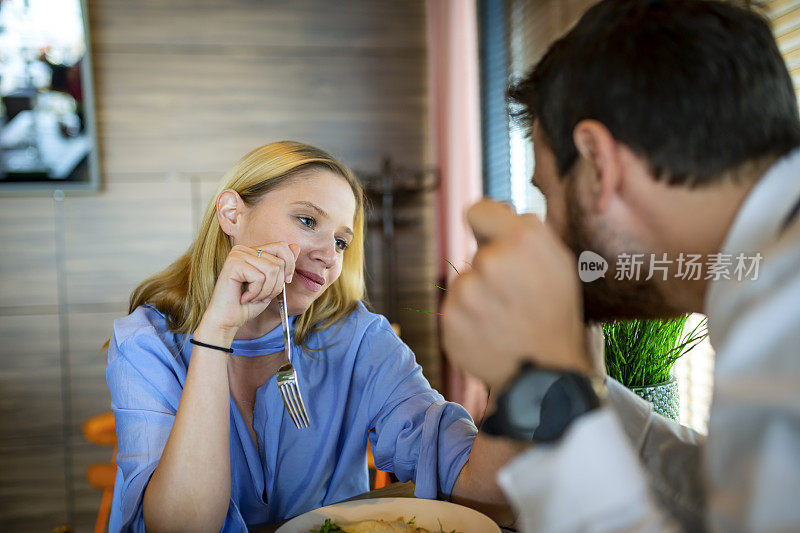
[0,0,100,193]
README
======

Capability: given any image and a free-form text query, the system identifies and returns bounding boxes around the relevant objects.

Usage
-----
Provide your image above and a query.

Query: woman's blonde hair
[128,141,365,347]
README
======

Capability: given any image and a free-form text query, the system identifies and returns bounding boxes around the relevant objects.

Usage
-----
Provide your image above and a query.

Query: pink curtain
[427,0,489,422]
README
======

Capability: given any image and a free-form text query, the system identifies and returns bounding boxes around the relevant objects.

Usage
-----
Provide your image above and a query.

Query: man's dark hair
[509,0,800,185]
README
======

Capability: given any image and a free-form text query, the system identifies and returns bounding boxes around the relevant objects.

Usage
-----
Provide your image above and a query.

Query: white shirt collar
[704,147,800,341]
[715,148,800,257]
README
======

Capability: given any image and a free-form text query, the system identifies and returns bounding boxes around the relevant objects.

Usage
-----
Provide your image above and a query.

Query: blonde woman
[105,142,493,532]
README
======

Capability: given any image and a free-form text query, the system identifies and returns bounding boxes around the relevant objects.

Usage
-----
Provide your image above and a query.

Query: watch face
[506,370,562,430]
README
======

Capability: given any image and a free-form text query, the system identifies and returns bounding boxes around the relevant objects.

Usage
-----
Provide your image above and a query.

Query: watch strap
[483,364,601,442]
[533,371,601,441]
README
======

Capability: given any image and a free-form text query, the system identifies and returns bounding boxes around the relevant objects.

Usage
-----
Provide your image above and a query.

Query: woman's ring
[257,249,263,258]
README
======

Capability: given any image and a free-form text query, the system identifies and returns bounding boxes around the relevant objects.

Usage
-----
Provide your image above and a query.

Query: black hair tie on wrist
[190,338,234,354]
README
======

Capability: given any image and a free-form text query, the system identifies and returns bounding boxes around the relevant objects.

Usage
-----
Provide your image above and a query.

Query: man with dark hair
[442,0,800,530]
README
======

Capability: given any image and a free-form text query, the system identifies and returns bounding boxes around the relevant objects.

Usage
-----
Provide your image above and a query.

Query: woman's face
[235,168,357,315]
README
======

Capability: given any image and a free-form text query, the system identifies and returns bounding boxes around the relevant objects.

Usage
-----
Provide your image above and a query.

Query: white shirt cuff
[496,408,654,533]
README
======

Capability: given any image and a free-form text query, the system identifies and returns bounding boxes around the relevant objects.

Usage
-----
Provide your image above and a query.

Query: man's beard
[564,190,685,323]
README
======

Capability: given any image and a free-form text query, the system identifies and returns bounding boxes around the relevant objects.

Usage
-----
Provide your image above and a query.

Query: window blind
[766,0,800,107]
[479,0,512,202]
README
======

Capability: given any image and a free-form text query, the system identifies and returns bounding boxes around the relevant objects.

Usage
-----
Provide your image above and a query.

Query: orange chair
[82,411,117,533]
[367,441,392,489]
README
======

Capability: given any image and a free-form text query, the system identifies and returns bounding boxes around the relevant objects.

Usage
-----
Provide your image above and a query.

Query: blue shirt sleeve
[356,317,478,500]
[106,321,184,533]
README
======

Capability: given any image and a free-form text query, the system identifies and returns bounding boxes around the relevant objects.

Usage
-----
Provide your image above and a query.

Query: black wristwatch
[482,362,603,442]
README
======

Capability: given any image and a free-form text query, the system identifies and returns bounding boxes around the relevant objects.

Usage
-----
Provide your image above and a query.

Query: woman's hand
[199,242,300,340]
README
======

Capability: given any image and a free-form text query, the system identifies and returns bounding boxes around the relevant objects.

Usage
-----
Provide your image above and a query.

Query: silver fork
[276,283,311,429]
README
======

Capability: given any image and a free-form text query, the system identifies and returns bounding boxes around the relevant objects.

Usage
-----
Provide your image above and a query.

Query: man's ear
[216,189,244,237]
[573,120,622,213]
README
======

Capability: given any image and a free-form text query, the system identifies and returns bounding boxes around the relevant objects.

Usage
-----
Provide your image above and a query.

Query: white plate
[276,497,501,532]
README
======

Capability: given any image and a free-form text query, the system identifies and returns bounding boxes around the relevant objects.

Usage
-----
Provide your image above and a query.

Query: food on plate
[310,517,458,533]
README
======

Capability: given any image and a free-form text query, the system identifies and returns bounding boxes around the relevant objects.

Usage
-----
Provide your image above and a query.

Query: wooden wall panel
[63,181,193,305]
[0,443,68,532]
[90,0,426,49]
[0,315,62,443]
[93,52,427,176]
[0,197,58,308]
[195,179,221,234]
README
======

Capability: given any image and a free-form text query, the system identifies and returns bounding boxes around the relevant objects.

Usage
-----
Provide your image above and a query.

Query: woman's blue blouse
[106,302,477,532]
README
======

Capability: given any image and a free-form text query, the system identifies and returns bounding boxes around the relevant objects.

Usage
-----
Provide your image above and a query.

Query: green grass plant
[603,315,708,388]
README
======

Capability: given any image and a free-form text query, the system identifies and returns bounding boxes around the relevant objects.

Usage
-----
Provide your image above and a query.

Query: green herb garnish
[309,518,343,533]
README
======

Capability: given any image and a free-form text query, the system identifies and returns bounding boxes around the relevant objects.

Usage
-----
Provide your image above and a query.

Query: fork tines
[278,379,311,429]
